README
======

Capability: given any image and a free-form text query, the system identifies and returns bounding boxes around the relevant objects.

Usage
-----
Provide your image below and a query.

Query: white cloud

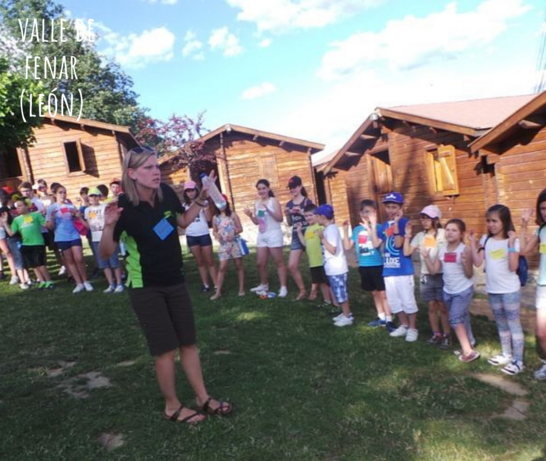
[182,30,204,59]
[97,24,176,69]
[142,0,178,4]
[209,27,243,56]
[258,38,272,47]
[318,0,531,80]
[226,0,385,33]
[242,82,277,99]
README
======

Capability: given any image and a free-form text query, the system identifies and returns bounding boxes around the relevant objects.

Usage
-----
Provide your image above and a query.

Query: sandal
[163,404,204,424]
[198,397,233,416]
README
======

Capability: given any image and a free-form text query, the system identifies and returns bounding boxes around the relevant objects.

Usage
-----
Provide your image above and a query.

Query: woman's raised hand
[104,200,123,226]
[521,208,533,225]
[243,206,253,218]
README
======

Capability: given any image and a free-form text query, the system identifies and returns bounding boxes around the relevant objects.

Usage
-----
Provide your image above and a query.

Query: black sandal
[163,404,204,424]
[199,397,233,416]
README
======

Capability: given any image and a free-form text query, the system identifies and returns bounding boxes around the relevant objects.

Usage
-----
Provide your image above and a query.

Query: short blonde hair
[122,146,163,205]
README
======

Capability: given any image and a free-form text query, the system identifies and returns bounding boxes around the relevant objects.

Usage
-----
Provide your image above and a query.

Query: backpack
[482,236,528,287]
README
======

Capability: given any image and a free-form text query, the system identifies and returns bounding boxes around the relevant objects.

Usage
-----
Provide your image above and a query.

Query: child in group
[1,197,54,289]
[342,199,392,328]
[315,204,353,327]
[46,185,93,294]
[469,204,524,375]
[404,205,451,346]
[210,195,245,300]
[84,188,124,293]
[520,190,546,380]
[295,204,332,306]
[369,192,419,341]
[422,219,479,362]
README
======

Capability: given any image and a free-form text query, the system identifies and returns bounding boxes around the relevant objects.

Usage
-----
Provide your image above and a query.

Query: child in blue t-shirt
[343,199,392,329]
[370,192,419,342]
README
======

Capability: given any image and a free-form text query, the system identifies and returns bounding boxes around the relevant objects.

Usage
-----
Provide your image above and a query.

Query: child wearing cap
[404,205,451,347]
[315,204,353,327]
[84,188,124,293]
[343,199,392,328]
[369,192,419,341]
[285,175,314,301]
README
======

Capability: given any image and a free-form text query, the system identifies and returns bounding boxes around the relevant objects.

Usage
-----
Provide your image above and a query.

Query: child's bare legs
[288,249,306,298]
[269,247,287,290]
[211,259,229,300]
[114,267,123,285]
[536,308,546,361]
[71,246,88,283]
[190,245,210,288]
[234,257,245,294]
[34,266,51,282]
[201,245,218,287]
[320,283,332,303]
[397,312,417,329]
[255,247,270,287]
[104,267,115,286]
[372,290,388,316]
[63,249,82,285]
[309,283,318,300]
[453,324,474,356]
[0,240,16,277]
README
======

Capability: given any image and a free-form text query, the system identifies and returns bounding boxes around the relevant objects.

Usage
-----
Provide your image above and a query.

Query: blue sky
[59,0,545,151]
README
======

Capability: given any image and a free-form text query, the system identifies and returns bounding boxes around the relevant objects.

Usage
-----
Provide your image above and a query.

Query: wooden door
[370,150,393,221]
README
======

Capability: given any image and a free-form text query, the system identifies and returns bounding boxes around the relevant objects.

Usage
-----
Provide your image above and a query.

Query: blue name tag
[153,217,175,240]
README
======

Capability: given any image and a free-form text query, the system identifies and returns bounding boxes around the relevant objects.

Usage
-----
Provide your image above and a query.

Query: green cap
[88,187,102,196]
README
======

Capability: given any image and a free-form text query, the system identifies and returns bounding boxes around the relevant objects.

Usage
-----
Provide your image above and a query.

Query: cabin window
[426,145,459,196]
[0,146,23,178]
[64,140,85,173]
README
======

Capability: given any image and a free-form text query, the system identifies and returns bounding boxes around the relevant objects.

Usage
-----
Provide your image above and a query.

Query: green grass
[1,249,546,460]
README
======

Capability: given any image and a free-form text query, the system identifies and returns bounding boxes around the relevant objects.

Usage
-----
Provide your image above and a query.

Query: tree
[0,56,43,148]
[0,0,141,129]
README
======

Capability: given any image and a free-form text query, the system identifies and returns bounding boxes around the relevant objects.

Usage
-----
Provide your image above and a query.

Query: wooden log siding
[324,170,350,225]
[387,124,487,233]
[26,122,123,200]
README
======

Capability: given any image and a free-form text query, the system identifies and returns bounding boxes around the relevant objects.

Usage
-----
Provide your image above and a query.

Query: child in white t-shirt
[315,204,353,327]
[470,204,524,376]
[84,188,123,293]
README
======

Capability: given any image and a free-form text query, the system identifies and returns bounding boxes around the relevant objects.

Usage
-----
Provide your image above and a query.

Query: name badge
[540,243,546,255]
[424,235,436,248]
[153,217,175,241]
[444,252,457,263]
[257,209,265,218]
[490,248,506,260]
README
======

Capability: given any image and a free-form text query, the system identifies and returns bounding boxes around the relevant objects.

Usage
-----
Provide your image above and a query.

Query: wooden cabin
[0,114,138,200]
[470,91,546,225]
[321,95,535,232]
[160,123,324,241]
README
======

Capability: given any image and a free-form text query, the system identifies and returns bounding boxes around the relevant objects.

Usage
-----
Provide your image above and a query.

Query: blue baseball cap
[382,192,404,204]
[315,204,334,219]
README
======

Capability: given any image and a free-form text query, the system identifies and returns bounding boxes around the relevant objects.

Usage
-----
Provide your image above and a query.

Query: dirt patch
[472,373,528,396]
[58,371,112,399]
[213,350,231,355]
[116,360,137,367]
[493,398,530,421]
[98,433,125,451]
[46,361,77,378]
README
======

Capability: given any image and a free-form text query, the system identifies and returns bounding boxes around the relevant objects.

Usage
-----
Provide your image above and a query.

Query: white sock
[378,313,386,321]
[386,315,393,322]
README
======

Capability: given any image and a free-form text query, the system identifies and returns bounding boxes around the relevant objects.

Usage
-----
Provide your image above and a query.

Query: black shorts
[187,234,213,248]
[21,245,46,268]
[310,266,329,285]
[358,265,385,292]
[128,282,196,356]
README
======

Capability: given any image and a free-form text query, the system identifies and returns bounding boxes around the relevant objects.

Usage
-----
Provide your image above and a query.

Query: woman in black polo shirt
[100,146,232,424]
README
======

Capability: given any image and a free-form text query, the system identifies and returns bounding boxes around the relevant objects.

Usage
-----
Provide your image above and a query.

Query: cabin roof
[469,91,546,153]
[199,123,325,152]
[42,114,139,145]
[322,94,535,174]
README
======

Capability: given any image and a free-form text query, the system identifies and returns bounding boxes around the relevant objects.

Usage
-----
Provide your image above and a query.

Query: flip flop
[163,404,204,424]
[199,397,233,416]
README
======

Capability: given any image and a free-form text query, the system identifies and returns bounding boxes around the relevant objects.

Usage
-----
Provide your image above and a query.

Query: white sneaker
[405,328,419,342]
[83,281,93,292]
[103,285,115,293]
[487,353,512,366]
[114,284,125,293]
[58,266,67,276]
[278,286,288,298]
[334,315,354,327]
[20,283,30,290]
[332,313,353,322]
[501,361,524,376]
[250,284,268,293]
[390,325,408,337]
[73,284,85,294]
[534,362,546,380]
[9,276,19,285]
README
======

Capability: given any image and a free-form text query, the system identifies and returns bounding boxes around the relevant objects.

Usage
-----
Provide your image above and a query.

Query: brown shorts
[128,282,196,356]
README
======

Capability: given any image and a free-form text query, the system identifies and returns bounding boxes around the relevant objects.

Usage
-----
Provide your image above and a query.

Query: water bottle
[200,174,226,210]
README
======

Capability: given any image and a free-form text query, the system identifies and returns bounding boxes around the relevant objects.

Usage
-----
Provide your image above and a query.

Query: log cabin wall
[25,121,125,200]
[323,170,350,225]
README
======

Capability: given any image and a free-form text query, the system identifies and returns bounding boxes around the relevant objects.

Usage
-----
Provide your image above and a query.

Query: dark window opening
[65,141,83,173]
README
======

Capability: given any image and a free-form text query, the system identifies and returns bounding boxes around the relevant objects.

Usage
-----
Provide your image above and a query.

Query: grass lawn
[1,247,546,461]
